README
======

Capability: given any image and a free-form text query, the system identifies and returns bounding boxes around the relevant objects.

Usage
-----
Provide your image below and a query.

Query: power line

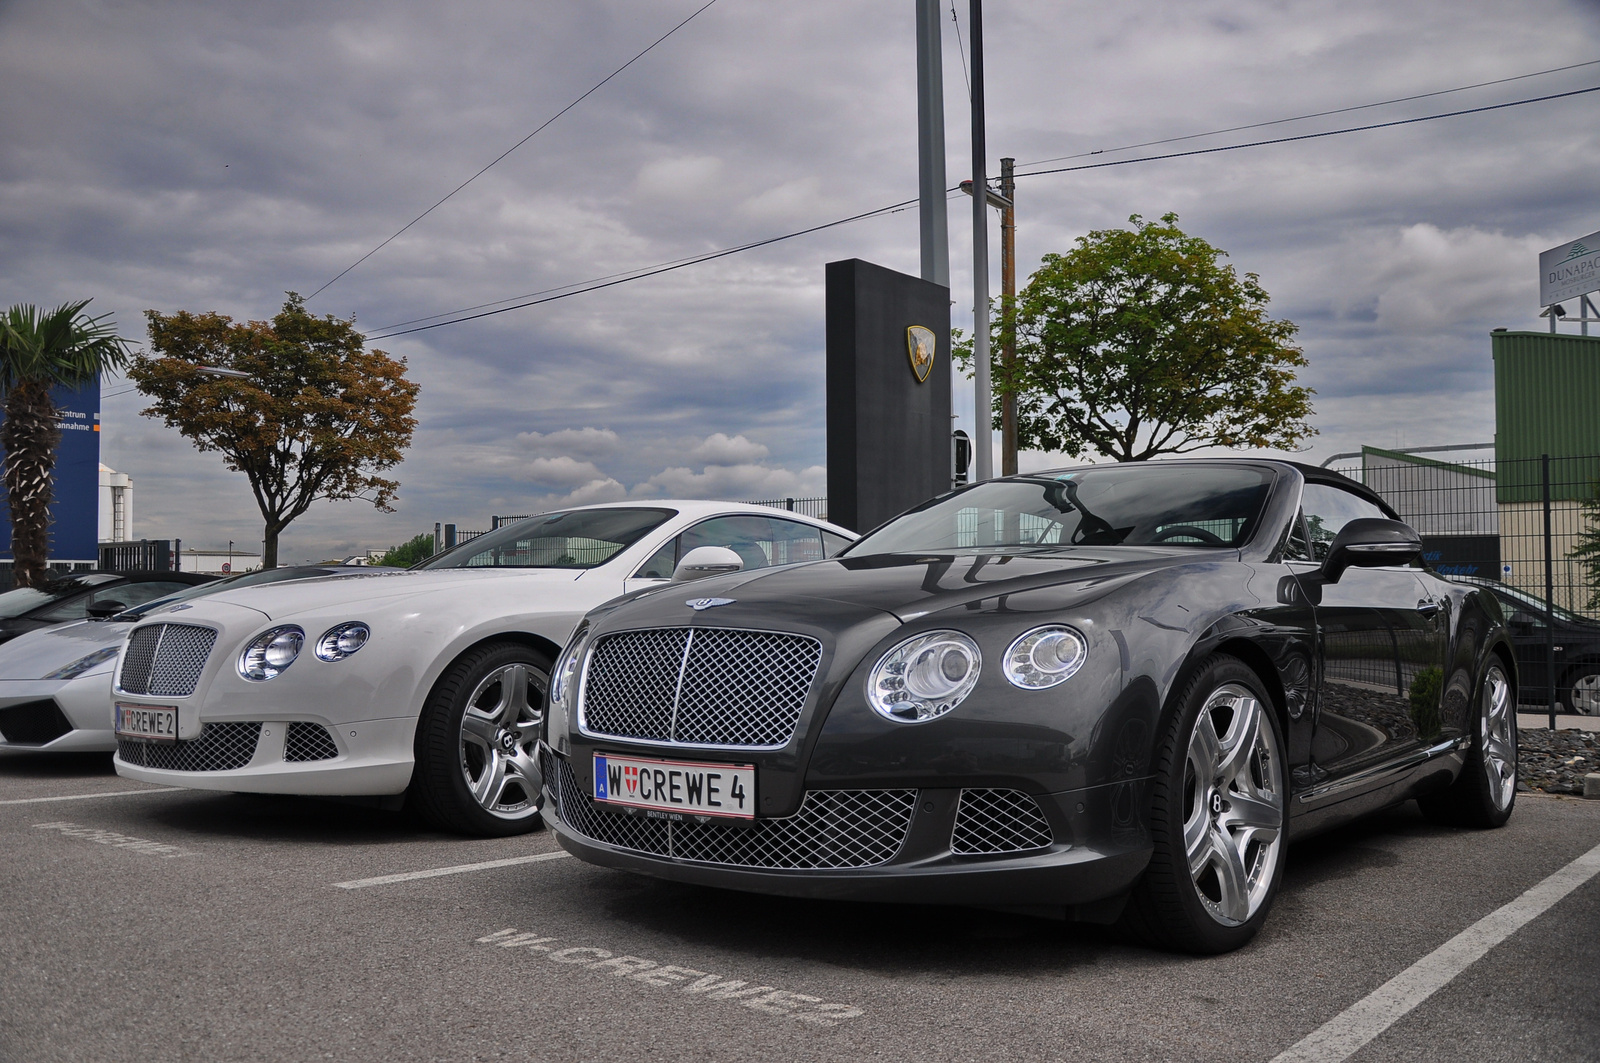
[1018,57,1600,168]
[303,0,722,303]
[1015,82,1600,179]
[366,198,925,339]
[366,79,1597,339]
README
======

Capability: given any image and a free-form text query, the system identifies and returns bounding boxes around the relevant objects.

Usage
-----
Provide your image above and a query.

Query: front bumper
[112,714,416,795]
[542,747,1152,908]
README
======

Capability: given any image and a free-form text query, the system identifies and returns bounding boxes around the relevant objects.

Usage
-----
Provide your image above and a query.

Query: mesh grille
[580,627,822,747]
[284,721,339,762]
[553,756,914,869]
[117,722,261,771]
[118,624,217,697]
[950,789,1054,855]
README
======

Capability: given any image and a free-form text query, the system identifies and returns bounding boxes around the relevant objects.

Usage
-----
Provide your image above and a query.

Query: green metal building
[1492,330,1600,502]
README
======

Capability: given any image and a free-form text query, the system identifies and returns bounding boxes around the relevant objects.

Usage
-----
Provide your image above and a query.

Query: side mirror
[1321,518,1421,584]
[672,546,744,583]
[87,600,128,618]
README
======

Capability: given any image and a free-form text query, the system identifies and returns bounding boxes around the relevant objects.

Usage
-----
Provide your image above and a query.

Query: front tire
[1124,656,1287,954]
[411,642,551,837]
[1418,658,1516,829]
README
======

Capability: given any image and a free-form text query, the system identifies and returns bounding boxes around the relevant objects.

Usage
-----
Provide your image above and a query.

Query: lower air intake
[284,722,340,762]
[117,722,262,771]
[950,788,1054,855]
[553,756,914,869]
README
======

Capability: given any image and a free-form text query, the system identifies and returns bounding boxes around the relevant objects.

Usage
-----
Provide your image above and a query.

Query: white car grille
[119,623,218,697]
[117,722,261,771]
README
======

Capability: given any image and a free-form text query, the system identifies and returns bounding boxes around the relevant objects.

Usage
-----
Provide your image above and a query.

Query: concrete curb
[1585,773,1600,799]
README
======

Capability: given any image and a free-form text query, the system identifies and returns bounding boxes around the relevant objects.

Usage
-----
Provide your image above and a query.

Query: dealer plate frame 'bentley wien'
[593,751,756,820]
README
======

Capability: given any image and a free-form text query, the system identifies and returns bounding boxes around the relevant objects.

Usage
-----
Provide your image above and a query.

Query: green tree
[1568,482,1600,613]
[961,213,1314,461]
[377,532,435,568]
[130,294,420,568]
[0,301,132,586]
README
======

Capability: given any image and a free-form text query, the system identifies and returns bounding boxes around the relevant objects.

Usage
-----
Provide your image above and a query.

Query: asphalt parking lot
[2,753,1597,1063]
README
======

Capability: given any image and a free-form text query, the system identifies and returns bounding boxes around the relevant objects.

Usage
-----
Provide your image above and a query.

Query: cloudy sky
[4,0,1599,561]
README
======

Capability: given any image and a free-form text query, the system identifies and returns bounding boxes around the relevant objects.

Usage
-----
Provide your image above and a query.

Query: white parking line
[0,788,183,806]
[333,850,571,889]
[1272,838,1600,1063]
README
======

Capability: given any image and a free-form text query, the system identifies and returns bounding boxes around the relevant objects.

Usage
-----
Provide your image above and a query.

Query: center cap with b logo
[1211,792,1224,815]
[499,731,519,751]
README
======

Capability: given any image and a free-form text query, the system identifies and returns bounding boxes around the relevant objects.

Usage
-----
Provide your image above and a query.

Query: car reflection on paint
[1446,575,1600,715]
[545,460,1518,954]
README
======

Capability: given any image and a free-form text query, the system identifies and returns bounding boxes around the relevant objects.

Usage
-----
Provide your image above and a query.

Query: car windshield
[846,464,1276,555]
[418,508,677,570]
[0,574,121,618]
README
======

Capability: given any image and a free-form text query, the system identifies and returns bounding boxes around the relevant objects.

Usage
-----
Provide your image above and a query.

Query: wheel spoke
[472,750,508,806]
[500,665,529,726]
[1223,791,1281,832]
[1189,711,1222,777]
[1213,828,1253,923]
[1185,808,1214,877]
[460,711,500,746]
[1217,696,1263,785]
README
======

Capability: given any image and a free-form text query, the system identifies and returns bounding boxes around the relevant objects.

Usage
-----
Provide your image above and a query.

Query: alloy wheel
[1480,664,1516,812]
[458,662,547,817]
[1568,673,1600,715]
[1181,683,1285,927]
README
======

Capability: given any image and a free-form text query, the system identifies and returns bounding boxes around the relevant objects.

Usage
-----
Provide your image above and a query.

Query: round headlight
[1003,625,1088,689]
[866,630,982,723]
[315,622,371,662]
[238,625,305,681]
[550,624,589,705]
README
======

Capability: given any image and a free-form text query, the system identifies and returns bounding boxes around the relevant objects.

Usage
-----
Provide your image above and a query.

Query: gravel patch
[1518,727,1600,794]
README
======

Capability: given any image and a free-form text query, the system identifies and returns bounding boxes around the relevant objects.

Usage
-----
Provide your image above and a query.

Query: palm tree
[0,301,131,586]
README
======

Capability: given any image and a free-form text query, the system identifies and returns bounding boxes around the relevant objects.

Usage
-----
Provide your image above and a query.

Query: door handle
[1416,599,1441,619]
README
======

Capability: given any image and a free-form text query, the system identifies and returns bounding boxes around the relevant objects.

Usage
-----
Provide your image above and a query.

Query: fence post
[444,524,457,550]
[1544,454,1556,730]
[786,498,795,512]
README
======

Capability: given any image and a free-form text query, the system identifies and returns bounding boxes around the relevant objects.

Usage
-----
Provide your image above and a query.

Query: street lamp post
[968,0,992,482]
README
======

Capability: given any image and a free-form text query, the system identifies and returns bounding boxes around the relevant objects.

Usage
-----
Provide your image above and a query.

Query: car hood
[0,618,133,679]
[687,546,1230,620]
[195,567,586,620]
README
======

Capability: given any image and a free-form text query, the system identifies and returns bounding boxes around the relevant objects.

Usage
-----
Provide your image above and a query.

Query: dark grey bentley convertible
[540,460,1516,953]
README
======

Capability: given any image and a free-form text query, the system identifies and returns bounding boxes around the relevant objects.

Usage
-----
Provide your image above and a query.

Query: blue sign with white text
[0,379,101,562]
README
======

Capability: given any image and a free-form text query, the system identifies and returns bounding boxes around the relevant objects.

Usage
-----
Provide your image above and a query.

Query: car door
[1292,483,1445,788]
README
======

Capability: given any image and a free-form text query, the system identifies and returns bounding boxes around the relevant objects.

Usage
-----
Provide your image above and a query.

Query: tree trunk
[1,378,61,587]
[262,521,283,569]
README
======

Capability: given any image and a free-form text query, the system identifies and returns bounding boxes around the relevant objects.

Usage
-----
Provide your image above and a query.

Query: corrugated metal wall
[1492,330,1600,501]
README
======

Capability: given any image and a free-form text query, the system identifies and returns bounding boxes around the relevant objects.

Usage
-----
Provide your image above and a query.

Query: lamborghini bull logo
[906,325,936,383]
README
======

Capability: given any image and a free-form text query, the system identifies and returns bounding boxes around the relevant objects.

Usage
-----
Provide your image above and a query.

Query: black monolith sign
[826,258,951,532]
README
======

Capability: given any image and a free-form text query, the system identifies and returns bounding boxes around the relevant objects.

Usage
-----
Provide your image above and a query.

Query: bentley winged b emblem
[686,597,736,611]
[906,325,936,383]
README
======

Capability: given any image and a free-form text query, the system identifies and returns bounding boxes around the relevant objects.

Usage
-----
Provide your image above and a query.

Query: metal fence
[99,539,175,573]
[1327,451,1600,618]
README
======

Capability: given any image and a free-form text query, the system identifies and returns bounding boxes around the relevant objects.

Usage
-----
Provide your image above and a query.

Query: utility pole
[999,156,1016,475]
[915,0,949,288]
[968,0,992,482]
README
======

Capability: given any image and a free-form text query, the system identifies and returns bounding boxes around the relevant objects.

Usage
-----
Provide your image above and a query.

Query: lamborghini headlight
[866,630,982,723]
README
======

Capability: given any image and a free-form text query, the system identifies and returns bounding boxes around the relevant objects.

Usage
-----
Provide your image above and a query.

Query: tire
[410,642,551,837]
[1558,664,1600,716]
[1122,656,1288,954]
[1418,658,1516,829]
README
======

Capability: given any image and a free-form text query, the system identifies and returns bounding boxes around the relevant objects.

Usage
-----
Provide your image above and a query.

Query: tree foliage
[964,213,1314,462]
[130,294,420,568]
[377,532,435,568]
[0,301,132,586]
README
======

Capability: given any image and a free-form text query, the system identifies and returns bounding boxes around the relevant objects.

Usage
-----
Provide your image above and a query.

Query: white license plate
[593,753,755,820]
[115,703,178,743]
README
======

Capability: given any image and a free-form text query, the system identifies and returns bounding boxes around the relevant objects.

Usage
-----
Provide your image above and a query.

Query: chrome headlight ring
[550,623,590,706]
[866,630,982,724]
[238,625,305,681]
[1003,625,1088,689]
[315,622,371,662]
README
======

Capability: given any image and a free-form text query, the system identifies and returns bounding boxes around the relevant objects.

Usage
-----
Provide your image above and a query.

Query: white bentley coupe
[111,502,853,835]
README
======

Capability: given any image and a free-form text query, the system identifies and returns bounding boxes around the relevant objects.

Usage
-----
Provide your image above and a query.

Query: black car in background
[544,460,1517,954]
[1448,576,1600,715]
[0,571,213,645]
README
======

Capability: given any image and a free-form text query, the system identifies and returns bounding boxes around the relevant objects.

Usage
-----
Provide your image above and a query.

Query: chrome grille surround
[950,788,1055,856]
[578,627,823,748]
[116,623,218,698]
[284,721,340,762]
[552,756,914,869]
[116,722,262,771]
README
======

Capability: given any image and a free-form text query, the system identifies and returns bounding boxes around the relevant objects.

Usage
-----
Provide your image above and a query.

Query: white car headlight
[315,622,371,662]
[551,624,589,705]
[42,646,121,681]
[238,625,305,681]
[866,630,981,723]
[1003,625,1088,689]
